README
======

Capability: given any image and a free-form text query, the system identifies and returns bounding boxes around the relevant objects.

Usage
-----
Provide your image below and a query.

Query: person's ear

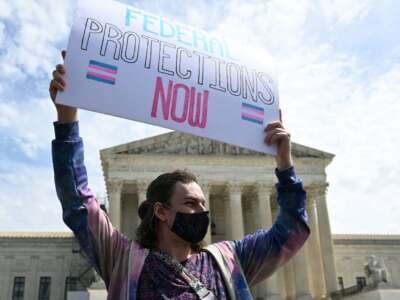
[154,202,168,222]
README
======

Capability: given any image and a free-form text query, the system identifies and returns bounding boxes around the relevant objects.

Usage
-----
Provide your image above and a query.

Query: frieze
[103,132,332,159]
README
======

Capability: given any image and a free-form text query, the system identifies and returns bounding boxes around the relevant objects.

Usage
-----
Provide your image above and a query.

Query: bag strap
[152,250,216,300]
[204,243,237,300]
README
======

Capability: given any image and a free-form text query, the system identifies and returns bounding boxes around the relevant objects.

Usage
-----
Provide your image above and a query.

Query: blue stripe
[86,74,115,85]
[241,102,264,112]
[89,60,118,71]
[241,116,263,125]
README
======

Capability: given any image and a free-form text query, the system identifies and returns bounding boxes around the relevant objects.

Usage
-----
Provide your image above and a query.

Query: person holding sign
[50,51,309,299]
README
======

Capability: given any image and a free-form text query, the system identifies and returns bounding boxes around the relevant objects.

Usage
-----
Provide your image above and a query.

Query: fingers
[49,79,65,92]
[49,68,66,99]
[265,110,284,131]
[52,70,66,87]
[268,132,290,146]
[264,127,291,146]
[56,64,65,74]
[265,121,283,132]
[49,51,67,101]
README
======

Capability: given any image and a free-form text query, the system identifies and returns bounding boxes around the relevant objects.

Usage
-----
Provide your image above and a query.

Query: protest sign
[57,0,280,154]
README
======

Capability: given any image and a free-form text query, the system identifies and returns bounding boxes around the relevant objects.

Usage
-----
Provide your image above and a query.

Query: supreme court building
[1,131,399,300]
[98,131,399,299]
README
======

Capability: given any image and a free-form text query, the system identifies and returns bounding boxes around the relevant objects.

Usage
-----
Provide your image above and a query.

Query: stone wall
[333,234,400,289]
[0,233,93,300]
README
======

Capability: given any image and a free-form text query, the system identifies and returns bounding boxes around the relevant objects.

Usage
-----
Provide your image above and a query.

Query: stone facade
[333,234,400,290]
[2,132,399,299]
[1,233,399,299]
[0,232,94,300]
[100,131,338,299]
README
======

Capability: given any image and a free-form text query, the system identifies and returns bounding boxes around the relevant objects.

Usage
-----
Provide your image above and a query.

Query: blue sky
[0,0,399,234]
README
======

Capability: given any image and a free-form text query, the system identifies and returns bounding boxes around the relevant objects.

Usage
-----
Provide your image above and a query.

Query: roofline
[1,232,399,240]
[333,234,400,240]
[100,130,335,159]
[0,232,74,239]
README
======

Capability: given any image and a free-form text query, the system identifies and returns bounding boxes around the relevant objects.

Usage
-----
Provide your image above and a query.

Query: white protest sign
[57,0,280,154]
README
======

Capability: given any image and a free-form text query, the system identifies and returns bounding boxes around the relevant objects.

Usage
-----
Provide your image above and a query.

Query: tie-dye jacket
[52,121,310,300]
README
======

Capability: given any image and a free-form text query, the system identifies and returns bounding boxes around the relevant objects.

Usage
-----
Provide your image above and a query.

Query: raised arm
[233,120,310,286]
[50,51,129,287]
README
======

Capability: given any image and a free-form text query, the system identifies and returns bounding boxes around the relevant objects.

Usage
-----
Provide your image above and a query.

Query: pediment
[101,131,334,160]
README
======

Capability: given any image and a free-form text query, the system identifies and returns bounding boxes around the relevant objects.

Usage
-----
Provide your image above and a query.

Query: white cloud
[0,163,67,231]
[0,1,12,18]
[0,0,399,235]
[0,97,56,159]
[320,0,371,26]
[0,0,72,80]
[0,22,5,44]
[199,0,400,234]
[327,63,400,234]
[0,102,18,127]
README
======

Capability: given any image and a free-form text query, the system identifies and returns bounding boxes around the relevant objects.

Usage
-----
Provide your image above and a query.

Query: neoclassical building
[1,132,399,300]
[99,131,338,299]
[0,232,94,300]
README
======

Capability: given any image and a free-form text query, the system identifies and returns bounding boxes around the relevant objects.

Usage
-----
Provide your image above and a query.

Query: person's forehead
[173,181,204,200]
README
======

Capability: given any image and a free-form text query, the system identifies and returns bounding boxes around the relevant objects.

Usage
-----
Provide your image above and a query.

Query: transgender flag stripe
[241,102,265,125]
[89,60,118,71]
[88,64,118,74]
[86,60,118,85]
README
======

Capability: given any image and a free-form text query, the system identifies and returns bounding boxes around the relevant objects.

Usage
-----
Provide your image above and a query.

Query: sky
[0,0,399,234]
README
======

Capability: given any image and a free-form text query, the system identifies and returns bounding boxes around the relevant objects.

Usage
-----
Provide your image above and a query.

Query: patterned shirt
[52,121,310,299]
[138,250,228,299]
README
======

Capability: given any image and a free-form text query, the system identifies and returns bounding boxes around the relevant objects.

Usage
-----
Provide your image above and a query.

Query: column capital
[136,180,148,192]
[255,182,273,192]
[226,181,244,239]
[226,181,243,193]
[305,183,329,196]
[106,180,123,194]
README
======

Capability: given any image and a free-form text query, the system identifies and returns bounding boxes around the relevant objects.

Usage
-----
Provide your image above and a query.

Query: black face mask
[169,209,210,244]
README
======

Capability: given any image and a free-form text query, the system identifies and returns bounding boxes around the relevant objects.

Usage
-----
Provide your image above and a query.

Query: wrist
[277,162,293,171]
[276,156,293,171]
[56,105,78,123]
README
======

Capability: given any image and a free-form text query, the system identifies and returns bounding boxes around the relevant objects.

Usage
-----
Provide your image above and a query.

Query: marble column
[137,181,148,225]
[315,184,339,294]
[306,188,328,299]
[256,183,281,300]
[137,181,148,205]
[107,181,123,230]
[201,183,212,245]
[227,182,244,240]
[293,247,313,300]
[283,260,296,300]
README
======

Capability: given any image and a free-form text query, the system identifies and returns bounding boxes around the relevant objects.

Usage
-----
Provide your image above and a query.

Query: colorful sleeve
[233,167,310,286]
[52,121,129,287]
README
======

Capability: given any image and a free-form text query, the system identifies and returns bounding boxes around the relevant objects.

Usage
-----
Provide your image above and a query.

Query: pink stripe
[241,106,264,117]
[241,112,264,121]
[88,64,118,74]
[86,71,115,82]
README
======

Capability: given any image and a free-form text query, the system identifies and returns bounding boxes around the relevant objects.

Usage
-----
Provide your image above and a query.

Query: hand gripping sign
[57,0,280,154]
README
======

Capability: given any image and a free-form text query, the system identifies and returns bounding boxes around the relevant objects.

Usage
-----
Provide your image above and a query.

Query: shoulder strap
[127,241,149,300]
[205,242,237,300]
[206,242,254,300]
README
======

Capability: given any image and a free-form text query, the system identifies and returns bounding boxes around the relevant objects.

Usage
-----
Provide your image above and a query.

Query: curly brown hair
[135,169,202,250]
